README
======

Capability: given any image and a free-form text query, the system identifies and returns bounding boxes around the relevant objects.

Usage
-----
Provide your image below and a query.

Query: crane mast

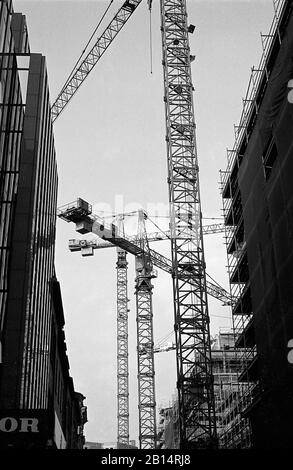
[160,0,217,448]
[116,248,130,446]
[135,211,157,449]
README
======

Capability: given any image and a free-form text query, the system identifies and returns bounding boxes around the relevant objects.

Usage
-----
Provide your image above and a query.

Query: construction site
[1,0,293,450]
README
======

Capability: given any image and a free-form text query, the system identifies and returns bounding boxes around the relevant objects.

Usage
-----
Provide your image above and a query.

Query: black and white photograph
[0,0,292,459]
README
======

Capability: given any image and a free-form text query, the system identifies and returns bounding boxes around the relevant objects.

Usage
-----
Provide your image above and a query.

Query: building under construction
[221,0,293,449]
[157,330,246,449]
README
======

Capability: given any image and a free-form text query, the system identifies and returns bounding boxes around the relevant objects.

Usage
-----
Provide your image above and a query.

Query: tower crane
[66,213,227,448]
[58,199,232,448]
[59,201,158,448]
[54,0,221,449]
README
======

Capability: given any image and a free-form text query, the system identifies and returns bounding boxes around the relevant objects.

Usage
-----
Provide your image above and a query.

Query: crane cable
[62,0,114,91]
[149,2,153,75]
[147,215,171,240]
[142,214,223,220]
[156,331,174,347]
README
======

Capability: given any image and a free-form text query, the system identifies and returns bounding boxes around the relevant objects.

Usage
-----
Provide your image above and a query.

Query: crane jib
[122,0,139,13]
[51,0,143,122]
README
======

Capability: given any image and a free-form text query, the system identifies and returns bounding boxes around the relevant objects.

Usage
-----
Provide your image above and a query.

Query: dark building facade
[0,2,29,360]
[221,0,293,448]
[0,0,86,448]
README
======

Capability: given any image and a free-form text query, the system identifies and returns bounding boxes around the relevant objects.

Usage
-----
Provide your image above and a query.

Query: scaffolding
[157,397,180,449]
[220,0,292,448]
[221,0,288,188]
[157,331,247,449]
[211,332,250,448]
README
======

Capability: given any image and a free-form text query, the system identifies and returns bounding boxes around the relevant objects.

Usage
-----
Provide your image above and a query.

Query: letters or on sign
[0,417,39,433]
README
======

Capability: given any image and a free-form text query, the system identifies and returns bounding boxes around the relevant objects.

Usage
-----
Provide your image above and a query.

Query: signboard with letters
[0,409,54,449]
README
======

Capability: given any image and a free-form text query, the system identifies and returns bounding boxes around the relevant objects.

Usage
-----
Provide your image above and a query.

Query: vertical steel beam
[160,0,217,449]
[116,248,130,445]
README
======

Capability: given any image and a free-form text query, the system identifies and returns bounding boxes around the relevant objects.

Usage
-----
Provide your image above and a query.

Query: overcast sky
[14,0,275,445]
